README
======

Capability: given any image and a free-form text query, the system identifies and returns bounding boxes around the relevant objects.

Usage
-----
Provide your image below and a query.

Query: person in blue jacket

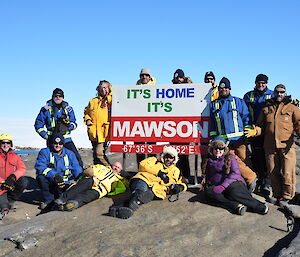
[35,133,82,210]
[209,77,257,191]
[243,74,274,195]
[34,88,83,167]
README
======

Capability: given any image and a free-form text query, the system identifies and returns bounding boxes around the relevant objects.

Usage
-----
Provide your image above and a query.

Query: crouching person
[110,146,187,219]
[35,133,82,210]
[0,134,27,219]
[54,162,126,211]
[203,137,268,216]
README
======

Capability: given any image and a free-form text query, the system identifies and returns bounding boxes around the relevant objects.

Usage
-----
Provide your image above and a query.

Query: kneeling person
[35,133,82,210]
[55,162,126,211]
[0,134,27,219]
[110,146,187,219]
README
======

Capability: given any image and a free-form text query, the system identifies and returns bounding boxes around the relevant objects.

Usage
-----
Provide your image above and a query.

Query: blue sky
[1,0,299,123]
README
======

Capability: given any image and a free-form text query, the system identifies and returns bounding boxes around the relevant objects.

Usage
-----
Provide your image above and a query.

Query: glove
[244,125,257,138]
[213,185,225,194]
[157,171,169,184]
[62,117,70,124]
[169,184,184,194]
[42,134,49,140]
[292,99,299,107]
[2,174,16,191]
[53,174,65,189]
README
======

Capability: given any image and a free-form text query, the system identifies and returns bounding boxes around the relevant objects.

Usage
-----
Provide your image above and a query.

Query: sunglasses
[53,142,64,145]
[1,141,11,145]
[54,94,63,98]
[275,90,285,94]
[214,147,225,150]
[164,154,175,159]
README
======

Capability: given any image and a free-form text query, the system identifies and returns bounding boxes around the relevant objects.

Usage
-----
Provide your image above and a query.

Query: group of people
[0,68,299,221]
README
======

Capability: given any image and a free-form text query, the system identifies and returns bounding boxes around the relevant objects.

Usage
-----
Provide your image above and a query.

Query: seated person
[54,161,127,211]
[202,137,268,215]
[35,133,82,210]
[110,146,187,219]
[0,133,27,219]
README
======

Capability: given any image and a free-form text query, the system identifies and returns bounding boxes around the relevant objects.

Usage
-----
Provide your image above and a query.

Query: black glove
[157,171,169,184]
[53,174,65,189]
[2,174,16,191]
[169,184,184,194]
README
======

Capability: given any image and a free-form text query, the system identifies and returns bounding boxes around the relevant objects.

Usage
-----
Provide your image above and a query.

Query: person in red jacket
[0,133,27,219]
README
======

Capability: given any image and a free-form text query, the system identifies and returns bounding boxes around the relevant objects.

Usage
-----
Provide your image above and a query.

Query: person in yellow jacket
[84,80,112,166]
[136,68,156,85]
[54,162,127,211]
[109,146,187,219]
[204,71,219,101]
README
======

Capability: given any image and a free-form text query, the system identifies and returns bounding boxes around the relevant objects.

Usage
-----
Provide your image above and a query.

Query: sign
[111,83,211,145]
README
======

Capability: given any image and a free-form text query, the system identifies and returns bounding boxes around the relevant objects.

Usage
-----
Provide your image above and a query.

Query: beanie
[274,84,286,91]
[140,68,151,77]
[52,133,65,145]
[255,74,268,83]
[204,71,215,81]
[219,77,231,89]
[174,69,185,79]
[52,88,64,98]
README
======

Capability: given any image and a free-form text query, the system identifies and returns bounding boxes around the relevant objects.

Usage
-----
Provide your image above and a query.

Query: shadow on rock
[19,176,42,205]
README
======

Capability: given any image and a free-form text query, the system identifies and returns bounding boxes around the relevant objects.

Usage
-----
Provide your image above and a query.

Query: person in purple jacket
[202,137,268,215]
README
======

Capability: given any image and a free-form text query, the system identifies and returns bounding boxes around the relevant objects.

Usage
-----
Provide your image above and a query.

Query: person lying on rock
[35,133,82,211]
[202,137,268,215]
[54,161,128,211]
[0,133,27,220]
[109,146,187,219]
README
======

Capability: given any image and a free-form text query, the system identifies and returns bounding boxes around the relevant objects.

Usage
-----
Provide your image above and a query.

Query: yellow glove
[244,125,257,138]
[292,99,299,107]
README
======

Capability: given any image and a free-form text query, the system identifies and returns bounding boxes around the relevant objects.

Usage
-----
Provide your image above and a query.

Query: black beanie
[255,74,268,83]
[204,71,215,81]
[51,133,65,145]
[52,88,64,98]
[219,77,231,89]
[174,69,185,78]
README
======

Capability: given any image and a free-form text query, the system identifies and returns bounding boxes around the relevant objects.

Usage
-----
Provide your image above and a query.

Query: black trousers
[170,143,190,179]
[250,136,267,183]
[59,178,100,208]
[0,176,28,208]
[205,181,265,213]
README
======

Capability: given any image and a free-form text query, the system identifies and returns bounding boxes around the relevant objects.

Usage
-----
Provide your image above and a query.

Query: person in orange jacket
[0,134,27,219]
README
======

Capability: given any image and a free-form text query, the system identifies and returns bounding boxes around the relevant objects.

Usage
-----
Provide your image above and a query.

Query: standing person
[136,68,156,85]
[34,88,83,167]
[210,77,257,191]
[135,68,156,166]
[0,134,27,219]
[35,133,82,210]
[171,68,193,180]
[245,84,300,205]
[84,80,112,166]
[110,146,187,219]
[203,137,268,215]
[172,69,193,84]
[204,71,218,101]
[54,162,126,211]
[243,74,274,194]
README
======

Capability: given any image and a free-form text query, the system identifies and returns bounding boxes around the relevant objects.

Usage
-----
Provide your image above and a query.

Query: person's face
[163,154,175,166]
[140,74,151,84]
[205,76,215,86]
[175,77,185,84]
[53,94,64,105]
[99,82,110,97]
[219,87,231,97]
[274,89,286,102]
[0,141,12,152]
[112,162,122,174]
[255,81,267,91]
[53,141,64,152]
[213,147,225,158]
